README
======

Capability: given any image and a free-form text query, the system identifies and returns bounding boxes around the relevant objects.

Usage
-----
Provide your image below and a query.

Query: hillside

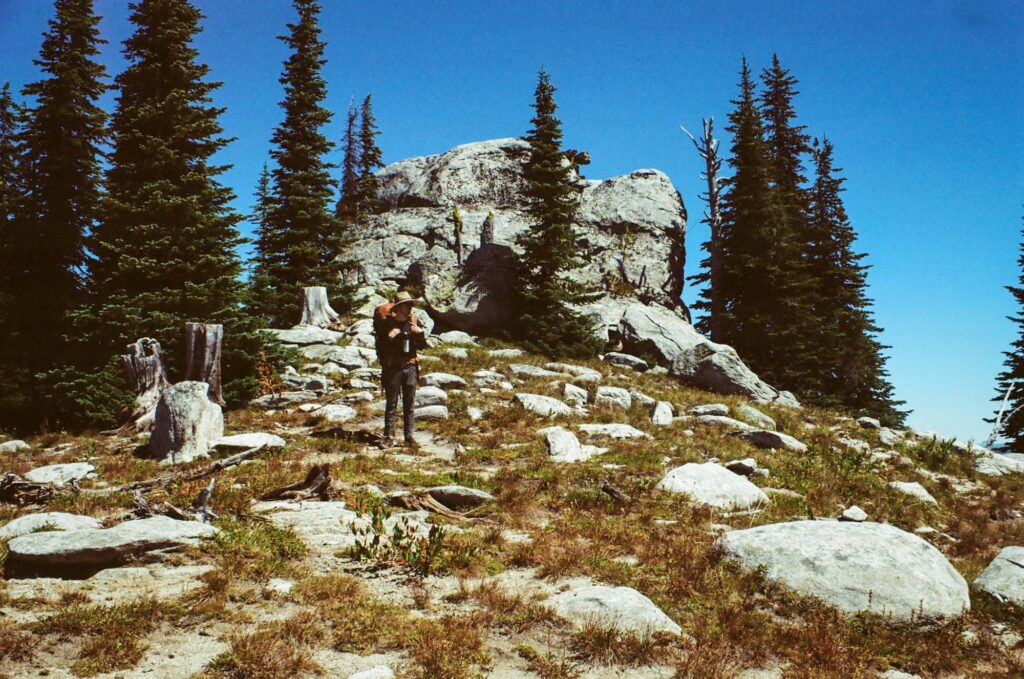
[2,311,1024,679]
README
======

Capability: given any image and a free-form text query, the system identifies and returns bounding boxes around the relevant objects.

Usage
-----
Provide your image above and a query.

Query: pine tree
[806,138,904,423]
[356,93,383,214]
[61,0,261,425]
[683,118,724,341]
[249,163,277,311]
[253,0,356,326]
[994,214,1024,449]
[510,70,602,359]
[0,0,108,429]
[0,83,22,377]
[335,100,361,218]
[715,58,779,375]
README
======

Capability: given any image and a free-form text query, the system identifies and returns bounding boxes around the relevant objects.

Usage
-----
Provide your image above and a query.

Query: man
[373,291,428,447]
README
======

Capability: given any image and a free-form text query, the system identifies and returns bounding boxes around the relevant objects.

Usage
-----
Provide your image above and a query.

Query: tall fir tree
[510,70,602,359]
[805,138,904,423]
[714,58,780,376]
[993,214,1024,450]
[683,118,724,341]
[335,100,361,218]
[59,0,261,426]
[248,162,276,311]
[0,0,108,429]
[356,93,383,214]
[253,0,356,326]
[0,83,22,359]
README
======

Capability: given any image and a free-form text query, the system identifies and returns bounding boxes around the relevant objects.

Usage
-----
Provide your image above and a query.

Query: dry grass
[0,619,35,663]
[569,620,672,666]
[467,579,557,632]
[405,612,491,679]
[294,574,410,654]
[205,610,323,679]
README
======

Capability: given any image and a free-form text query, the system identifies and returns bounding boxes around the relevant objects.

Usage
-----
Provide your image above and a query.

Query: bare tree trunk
[120,338,171,432]
[300,286,340,328]
[682,118,723,341]
[184,322,225,406]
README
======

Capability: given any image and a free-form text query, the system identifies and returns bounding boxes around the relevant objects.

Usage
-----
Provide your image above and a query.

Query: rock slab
[973,546,1024,607]
[657,462,769,510]
[548,584,682,635]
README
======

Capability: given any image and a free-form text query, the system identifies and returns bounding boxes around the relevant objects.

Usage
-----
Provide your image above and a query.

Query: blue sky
[1,0,1022,442]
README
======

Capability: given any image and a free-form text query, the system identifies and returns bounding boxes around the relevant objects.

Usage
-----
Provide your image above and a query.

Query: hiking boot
[378,436,395,449]
[404,438,419,451]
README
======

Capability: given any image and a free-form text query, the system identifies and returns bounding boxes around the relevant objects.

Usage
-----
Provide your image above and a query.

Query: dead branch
[89,444,268,496]
[0,473,60,506]
[259,464,333,501]
[386,492,472,523]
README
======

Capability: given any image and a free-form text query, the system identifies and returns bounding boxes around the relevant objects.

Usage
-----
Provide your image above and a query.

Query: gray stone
[692,414,757,432]
[512,393,573,417]
[214,433,286,450]
[719,520,970,621]
[577,423,650,439]
[251,390,319,408]
[652,401,673,426]
[548,584,681,635]
[414,405,450,420]
[24,463,96,487]
[150,381,224,464]
[425,485,495,510]
[628,389,656,409]
[539,426,606,463]
[0,440,30,454]
[421,372,468,389]
[839,506,868,522]
[974,448,1024,476]
[437,330,477,346]
[509,363,570,379]
[603,352,649,372]
[878,427,903,447]
[689,403,730,417]
[888,481,938,505]
[7,516,218,570]
[563,382,588,407]
[973,546,1024,606]
[487,348,524,358]
[0,513,103,540]
[738,404,776,430]
[414,385,449,408]
[316,404,359,424]
[264,325,343,346]
[444,347,469,360]
[738,430,808,453]
[347,668,395,679]
[657,462,769,510]
[254,500,368,555]
[725,458,758,476]
[546,362,603,383]
[594,385,632,410]
[857,416,881,430]
[467,406,483,421]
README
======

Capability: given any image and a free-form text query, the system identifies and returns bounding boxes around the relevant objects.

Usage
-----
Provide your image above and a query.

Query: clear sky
[2,0,1022,443]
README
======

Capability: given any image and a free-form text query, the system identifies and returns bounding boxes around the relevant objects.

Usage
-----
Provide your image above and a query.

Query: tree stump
[300,286,340,328]
[184,322,225,406]
[120,338,171,432]
[150,382,224,465]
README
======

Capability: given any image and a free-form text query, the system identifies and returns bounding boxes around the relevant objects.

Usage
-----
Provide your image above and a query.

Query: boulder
[214,433,286,450]
[974,448,1024,477]
[7,516,218,570]
[603,352,649,372]
[0,440,30,454]
[656,462,769,510]
[724,458,758,477]
[689,403,730,417]
[839,506,868,522]
[437,330,477,346]
[316,404,359,424]
[629,389,656,409]
[878,427,903,447]
[414,386,449,408]
[421,372,468,389]
[738,404,776,430]
[510,363,570,379]
[548,584,682,635]
[264,326,343,346]
[857,416,881,430]
[254,500,368,555]
[737,430,808,453]
[425,485,495,510]
[546,362,603,383]
[594,385,632,410]
[973,546,1024,607]
[691,414,756,432]
[719,521,970,621]
[577,423,650,439]
[539,426,606,463]
[652,401,673,426]
[414,405,450,420]
[24,463,96,487]
[888,481,938,505]
[0,512,102,540]
[563,383,588,407]
[512,393,573,417]
[150,382,224,464]
[251,390,320,408]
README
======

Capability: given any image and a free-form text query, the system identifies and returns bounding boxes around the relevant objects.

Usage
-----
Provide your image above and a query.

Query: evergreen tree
[0,83,22,375]
[249,163,276,312]
[62,0,261,425]
[509,70,602,359]
[253,0,356,326]
[335,100,361,218]
[994,213,1024,449]
[715,58,779,375]
[805,138,904,423]
[356,93,383,214]
[683,118,724,341]
[0,0,108,429]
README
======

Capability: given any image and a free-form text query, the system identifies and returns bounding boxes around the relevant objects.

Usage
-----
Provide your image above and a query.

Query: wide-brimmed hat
[391,291,418,307]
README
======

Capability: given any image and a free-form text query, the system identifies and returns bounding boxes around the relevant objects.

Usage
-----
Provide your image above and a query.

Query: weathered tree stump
[259,464,332,501]
[150,381,224,465]
[300,286,340,328]
[184,322,225,406]
[120,338,171,432]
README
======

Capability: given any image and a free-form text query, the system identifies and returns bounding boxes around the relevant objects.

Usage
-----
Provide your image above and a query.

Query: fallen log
[93,444,268,496]
[600,480,631,503]
[259,464,333,501]
[0,473,61,506]
[386,491,472,523]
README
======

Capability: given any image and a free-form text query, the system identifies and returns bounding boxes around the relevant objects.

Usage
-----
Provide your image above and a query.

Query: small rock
[629,390,656,408]
[25,463,96,487]
[692,414,756,432]
[349,378,378,390]
[577,423,650,439]
[857,416,881,430]
[888,481,938,506]
[563,382,588,407]
[265,578,295,595]
[738,404,776,429]
[539,426,606,463]
[421,372,468,389]
[878,427,903,447]
[657,462,769,510]
[689,403,730,417]
[214,433,286,450]
[548,584,681,635]
[546,362,603,383]
[595,385,632,410]
[467,406,483,421]
[251,390,319,408]
[839,506,868,522]
[0,440,30,454]
[303,376,330,391]
[437,330,477,346]
[414,405,450,420]
[444,347,469,360]
[738,430,808,453]
[651,401,673,426]
[414,386,449,408]
[602,352,649,372]
[315,404,358,424]
[510,363,570,378]
[512,393,573,417]
[264,325,343,346]
[425,485,495,510]
[725,458,758,476]
[487,348,523,358]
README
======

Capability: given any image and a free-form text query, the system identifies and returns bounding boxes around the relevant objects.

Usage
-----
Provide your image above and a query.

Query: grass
[204,610,323,679]
[405,613,491,679]
[294,574,410,654]
[201,516,307,581]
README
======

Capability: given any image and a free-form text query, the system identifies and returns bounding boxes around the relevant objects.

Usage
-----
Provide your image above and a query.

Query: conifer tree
[0,83,22,378]
[683,118,723,341]
[335,101,361,218]
[249,163,276,310]
[62,0,261,424]
[0,0,108,428]
[510,70,602,359]
[356,93,383,214]
[253,0,356,325]
[994,214,1024,449]
[806,138,904,423]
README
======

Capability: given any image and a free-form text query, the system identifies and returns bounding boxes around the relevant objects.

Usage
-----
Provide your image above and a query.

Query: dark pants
[383,363,417,442]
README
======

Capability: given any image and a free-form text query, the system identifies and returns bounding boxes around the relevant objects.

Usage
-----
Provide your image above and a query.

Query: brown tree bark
[184,322,224,406]
[119,337,171,432]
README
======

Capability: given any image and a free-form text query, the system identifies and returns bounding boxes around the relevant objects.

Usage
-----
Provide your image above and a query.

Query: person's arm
[409,314,428,350]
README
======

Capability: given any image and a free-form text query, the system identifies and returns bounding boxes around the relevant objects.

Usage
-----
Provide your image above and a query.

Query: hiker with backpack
[373,291,428,447]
